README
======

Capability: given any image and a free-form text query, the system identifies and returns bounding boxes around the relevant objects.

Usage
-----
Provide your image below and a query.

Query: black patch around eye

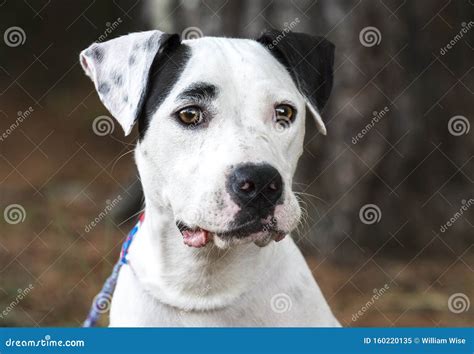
[137,36,191,140]
[98,82,110,95]
[177,82,218,102]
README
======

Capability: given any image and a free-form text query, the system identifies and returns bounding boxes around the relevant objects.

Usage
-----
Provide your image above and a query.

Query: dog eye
[177,106,203,125]
[274,104,295,127]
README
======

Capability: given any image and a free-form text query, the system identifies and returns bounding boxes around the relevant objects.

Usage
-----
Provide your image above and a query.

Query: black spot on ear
[129,55,136,66]
[112,72,123,86]
[91,46,105,63]
[137,34,191,140]
[145,37,155,51]
[257,30,335,111]
[98,82,110,95]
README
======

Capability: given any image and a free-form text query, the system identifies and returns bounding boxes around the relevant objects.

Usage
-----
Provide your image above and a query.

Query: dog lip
[176,220,193,234]
[176,220,212,234]
[176,219,287,243]
[215,218,283,239]
[212,218,259,237]
[176,219,252,237]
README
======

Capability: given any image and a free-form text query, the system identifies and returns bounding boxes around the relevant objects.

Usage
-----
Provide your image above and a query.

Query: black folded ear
[80,30,180,135]
[257,30,335,135]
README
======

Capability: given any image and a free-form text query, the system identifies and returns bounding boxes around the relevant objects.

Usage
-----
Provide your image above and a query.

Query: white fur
[111,215,339,326]
[82,32,339,327]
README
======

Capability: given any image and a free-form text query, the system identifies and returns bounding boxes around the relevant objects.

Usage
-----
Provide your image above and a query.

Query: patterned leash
[82,213,145,327]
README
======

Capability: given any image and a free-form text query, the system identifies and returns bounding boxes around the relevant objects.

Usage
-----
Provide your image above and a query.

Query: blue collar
[83,213,144,327]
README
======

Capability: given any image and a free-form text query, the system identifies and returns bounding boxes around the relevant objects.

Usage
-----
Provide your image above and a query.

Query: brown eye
[177,106,202,125]
[274,104,295,127]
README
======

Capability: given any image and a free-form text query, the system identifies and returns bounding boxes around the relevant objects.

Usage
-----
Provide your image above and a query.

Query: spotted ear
[257,30,335,135]
[80,30,179,135]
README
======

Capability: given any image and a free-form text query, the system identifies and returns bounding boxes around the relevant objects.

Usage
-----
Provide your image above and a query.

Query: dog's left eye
[177,106,203,125]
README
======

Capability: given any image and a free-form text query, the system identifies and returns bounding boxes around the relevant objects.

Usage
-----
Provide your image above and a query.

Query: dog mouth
[176,218,287,248]
[176,224,211,248]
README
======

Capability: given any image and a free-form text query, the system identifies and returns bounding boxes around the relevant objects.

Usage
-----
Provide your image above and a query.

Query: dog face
[81,30,334,249]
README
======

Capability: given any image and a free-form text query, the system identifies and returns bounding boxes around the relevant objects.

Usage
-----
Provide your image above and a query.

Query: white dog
[80,29,339,326]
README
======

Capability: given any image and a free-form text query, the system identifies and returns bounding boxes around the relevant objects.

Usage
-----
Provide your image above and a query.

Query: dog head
[81,30,334,249]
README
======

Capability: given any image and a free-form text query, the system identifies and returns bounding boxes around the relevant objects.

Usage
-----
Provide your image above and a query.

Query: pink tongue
[182,229,210,248]
[273,232,287,242]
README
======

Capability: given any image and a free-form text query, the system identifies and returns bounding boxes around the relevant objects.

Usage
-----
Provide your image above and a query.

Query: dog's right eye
[274,104,296,129]
[177,106,203,125]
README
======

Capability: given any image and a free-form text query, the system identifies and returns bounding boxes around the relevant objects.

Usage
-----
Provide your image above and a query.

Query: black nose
[227,163,283,212]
